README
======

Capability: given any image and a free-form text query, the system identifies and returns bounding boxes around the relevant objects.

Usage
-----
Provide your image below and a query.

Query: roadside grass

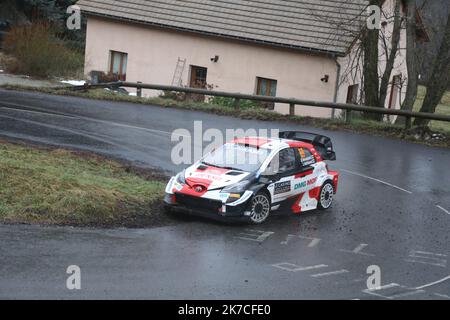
[413,86,450,134]
[0,141,167,227]
[1,83,449,148]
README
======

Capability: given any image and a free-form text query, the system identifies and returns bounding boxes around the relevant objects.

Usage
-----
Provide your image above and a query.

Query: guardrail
[71,81,450,129]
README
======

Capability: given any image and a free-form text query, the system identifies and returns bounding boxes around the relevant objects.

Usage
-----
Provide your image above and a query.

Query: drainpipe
[332,56,341,120]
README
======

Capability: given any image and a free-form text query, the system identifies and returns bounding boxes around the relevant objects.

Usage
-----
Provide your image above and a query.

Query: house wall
[84,17,339,118]
[336,0,408,120]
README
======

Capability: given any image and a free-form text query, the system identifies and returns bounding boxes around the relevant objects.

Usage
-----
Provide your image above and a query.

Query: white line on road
[413,250,447,257]
[308,238,321,248]
[434,293,450,299]
[340,243,375,256]
[436,205,450,215]
[367,283,400,291]
[341,169,413,194]
[389,290,425,299]
[415,275,450,290]
[311,269,349,278]
[280,234,295,245]
[236,230,274,243]
[362,283,401,299]
[353,243,368,254]
[272,263,328,272]
[405,250,447,268]
[0,105,191,138]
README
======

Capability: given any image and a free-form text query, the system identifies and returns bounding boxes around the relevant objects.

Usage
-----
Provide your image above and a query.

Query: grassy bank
[0,140,167,227]
[1,83,449,148]
[414,85,450,133]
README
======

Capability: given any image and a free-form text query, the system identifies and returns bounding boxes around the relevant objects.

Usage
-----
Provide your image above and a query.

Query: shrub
[208,96,262,109]
[3,22,83,78]
[159,90,187,101]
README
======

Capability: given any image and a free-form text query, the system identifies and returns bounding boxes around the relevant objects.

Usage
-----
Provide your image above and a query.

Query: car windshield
[202,143,271,172]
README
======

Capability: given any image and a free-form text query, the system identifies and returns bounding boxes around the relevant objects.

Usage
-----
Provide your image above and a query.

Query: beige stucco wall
[84,17,338,118]
[336,0,408,120]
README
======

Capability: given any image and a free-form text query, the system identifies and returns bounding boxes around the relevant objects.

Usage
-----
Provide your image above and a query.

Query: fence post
[234,98,241,110]
[346,110,352,124]
[405,116,412,130]
[289,103,295,116]
[137,81,142,97]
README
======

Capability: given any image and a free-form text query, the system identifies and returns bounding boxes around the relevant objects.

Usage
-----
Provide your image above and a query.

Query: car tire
[317,181,334,210]
[249,191,271,224]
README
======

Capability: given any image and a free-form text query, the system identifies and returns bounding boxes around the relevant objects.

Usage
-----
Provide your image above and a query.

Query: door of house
[189,66,208,102]
[346,84,359,104]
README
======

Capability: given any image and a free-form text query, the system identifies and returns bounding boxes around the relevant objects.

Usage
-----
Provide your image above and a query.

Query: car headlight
[222,180,250,194]
[176,170,186,185]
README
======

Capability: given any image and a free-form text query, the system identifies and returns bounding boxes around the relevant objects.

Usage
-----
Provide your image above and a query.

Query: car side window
[266,148,297,175]
[298,147,316,167]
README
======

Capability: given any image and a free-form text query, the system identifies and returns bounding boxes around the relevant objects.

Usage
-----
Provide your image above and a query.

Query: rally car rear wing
[279,131,336,161]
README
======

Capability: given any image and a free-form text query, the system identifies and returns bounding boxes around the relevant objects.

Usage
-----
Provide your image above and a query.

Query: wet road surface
[0,89,449,299]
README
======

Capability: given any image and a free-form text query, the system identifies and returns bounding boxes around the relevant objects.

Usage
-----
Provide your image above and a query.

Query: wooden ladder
[171,58,186,86]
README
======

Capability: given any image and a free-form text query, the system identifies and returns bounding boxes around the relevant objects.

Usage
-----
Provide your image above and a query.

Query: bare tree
[415,9,450,126]
[362,0,382,120]
[379,0,402,109]
[396,0,419,125]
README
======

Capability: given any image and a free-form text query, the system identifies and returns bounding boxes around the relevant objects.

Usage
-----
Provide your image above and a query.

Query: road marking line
[388,290,425,299]
[0,105,191,138]
[362,283,401,299]
[415,275,450,290]
[434,293,450,299]
[272,263,328,272]
[353,243,368,254]
[340,243,375,257]
[308,238,321,248]
[280,235,321,247]
[281,234,295,245]
[236,230,274,243]
[341,169,413,194]
[406,250,447,268]
[311,269,349,278]
[368,283,401,291]
[414,250,447,257]
[405,259,447,267]
[436,205,450,215]
[297,235,322,248]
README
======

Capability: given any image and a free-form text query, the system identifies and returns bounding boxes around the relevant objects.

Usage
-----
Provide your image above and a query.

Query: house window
[256,77,277,97]
[109,51,127,81]
[346,84,359,104]
[190,65,208,88]
[388,75,402,109]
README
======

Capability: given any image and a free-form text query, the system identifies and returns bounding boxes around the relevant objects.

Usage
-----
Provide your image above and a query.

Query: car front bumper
[163,193,253,222]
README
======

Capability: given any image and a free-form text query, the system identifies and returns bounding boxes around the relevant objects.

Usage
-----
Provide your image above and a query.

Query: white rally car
[164,131,339,224]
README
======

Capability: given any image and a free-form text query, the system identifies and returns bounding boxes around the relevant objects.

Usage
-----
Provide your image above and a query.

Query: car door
[265,147,300,203]
[291,147,319,196]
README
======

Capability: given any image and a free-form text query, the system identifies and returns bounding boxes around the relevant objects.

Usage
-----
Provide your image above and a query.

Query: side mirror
[324,150,336,161]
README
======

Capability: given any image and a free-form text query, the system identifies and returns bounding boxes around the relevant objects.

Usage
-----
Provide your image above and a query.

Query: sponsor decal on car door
[266,148,297,203]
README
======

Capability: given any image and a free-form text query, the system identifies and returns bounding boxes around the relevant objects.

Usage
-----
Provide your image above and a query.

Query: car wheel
[318,181,334,210]
[249,192,271,224]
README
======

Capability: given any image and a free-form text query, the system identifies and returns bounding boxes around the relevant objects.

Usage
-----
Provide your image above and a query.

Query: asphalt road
[0,88,449,300]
